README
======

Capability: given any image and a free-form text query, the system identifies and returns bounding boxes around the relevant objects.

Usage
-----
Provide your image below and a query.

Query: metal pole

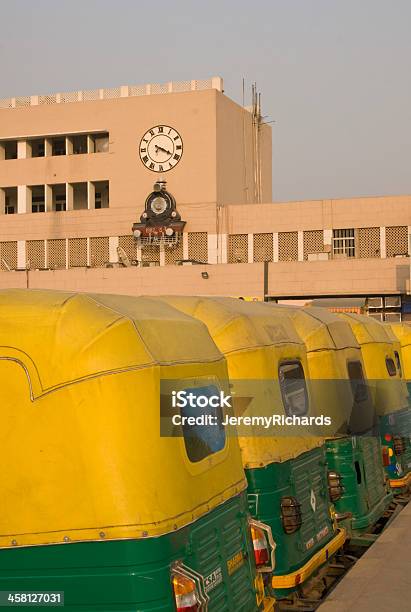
[264,261,269,301]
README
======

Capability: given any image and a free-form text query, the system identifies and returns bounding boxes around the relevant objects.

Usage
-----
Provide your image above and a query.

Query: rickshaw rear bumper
[271,528,346,590]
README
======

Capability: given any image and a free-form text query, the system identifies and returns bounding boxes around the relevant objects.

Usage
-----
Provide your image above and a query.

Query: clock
[139,125,183,172]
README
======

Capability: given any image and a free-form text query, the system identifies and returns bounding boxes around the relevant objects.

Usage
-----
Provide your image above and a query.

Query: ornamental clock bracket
[132,181,186,246]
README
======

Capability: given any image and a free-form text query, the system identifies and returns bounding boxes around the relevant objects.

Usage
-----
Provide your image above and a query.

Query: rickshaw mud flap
[271,528,346,589]
[260,596,276,611]
[255,572,276,611]
[389,471,411,489]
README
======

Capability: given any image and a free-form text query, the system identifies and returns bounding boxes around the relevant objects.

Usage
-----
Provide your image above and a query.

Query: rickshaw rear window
[180,385,226,463]
[279,361,308,417]
[347,361,368,403]
[386,357,396,377]
[394,351,402,378]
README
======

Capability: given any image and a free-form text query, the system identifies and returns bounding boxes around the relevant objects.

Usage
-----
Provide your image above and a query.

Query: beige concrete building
[0,76,410,320]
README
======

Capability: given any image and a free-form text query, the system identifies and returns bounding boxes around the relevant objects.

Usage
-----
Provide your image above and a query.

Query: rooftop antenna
[242,77,248,202]
[251,83,263,203]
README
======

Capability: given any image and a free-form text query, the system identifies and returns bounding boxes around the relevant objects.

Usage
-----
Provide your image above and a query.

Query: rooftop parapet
[0,76,223,110]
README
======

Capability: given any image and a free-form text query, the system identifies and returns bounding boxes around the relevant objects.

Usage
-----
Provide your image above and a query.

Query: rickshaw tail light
[251,525,270,567]
[172,574,199,612]
[281,496,302,534]
[328,471,344,502]
[393,435,406,456]
[382,446,390,467]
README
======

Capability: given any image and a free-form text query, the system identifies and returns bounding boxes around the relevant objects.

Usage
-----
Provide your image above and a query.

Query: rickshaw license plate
[204,567,223,593]
[227,550,245,575]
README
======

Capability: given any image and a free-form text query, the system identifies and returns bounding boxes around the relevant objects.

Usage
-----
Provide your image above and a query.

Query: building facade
[0,77,410,319]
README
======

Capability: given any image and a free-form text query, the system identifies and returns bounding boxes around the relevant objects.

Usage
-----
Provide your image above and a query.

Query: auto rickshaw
[384,321,411,435]
[385,321,411,394]
[0,289,273,611]
[268,305,393,536]
[158,296,346,602]
[339,313,411,492]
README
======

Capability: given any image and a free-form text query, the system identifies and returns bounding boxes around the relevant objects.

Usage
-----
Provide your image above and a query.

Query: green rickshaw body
[340,313,411,491]
[0,494,258,611]
[325,436,391,532]
[159,297,344,600]
[383,322,411,487]
[246,444,340,597]
[269,306,392,535]
[0,290,266,611]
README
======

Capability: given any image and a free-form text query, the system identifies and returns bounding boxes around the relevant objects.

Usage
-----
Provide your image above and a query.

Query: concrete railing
[0,77,223,110]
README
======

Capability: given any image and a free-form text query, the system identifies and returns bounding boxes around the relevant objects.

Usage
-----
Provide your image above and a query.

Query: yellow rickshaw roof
[0,289,246,547]
[156,296,304,353]
[158,297,323,463]
[0,289,223,392]
[338,312,393,344]
[268,305,359,352]
[385,322,411,347]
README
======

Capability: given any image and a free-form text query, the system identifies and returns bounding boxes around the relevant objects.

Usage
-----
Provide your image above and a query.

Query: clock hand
[155,145,172,155]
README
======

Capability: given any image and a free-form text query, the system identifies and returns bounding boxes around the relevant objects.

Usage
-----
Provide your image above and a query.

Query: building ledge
[0,77,223,110]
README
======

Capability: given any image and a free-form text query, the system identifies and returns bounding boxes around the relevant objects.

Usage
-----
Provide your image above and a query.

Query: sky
[1,0,410,201]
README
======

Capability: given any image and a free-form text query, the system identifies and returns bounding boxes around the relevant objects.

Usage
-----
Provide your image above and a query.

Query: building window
[5,197,15,215]
[30,186,45,213]
[51,184,66,211]
[52,138,66,156]
[30,139,45,158]
[90,132,109,153]
[333,228,355,258]
[93,181,109,208]
[72,135,88,155]
[55,195,66,212]
[2,133,109,159]
[32,196,45,213]
[3,187,17,213]
[72,182,88,210]
[2,140,17,159]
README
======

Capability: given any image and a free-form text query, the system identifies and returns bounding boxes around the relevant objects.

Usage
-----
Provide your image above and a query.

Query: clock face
[139,125,183,172]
